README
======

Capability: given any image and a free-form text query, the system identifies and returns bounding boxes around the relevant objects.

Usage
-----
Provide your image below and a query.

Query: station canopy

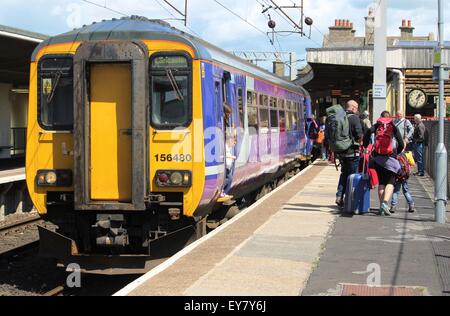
[0,25,48,86]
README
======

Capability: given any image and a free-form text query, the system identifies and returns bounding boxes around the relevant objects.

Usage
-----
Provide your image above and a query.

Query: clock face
[408,89,427,109]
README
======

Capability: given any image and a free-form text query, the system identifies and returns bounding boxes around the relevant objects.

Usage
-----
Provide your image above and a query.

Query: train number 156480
[154,154,192,162]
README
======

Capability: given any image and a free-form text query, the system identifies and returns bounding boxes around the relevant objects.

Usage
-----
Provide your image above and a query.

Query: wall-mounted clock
[408,89,427,109]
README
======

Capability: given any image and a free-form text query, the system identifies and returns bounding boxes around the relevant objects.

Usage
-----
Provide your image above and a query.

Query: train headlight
[156,170,192,187]
[36,170,73,187]
[170,172,183,186]
[45,172,57,185]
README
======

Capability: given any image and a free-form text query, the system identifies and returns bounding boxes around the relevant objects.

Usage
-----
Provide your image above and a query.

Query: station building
[299,10,450,120]
[0,25,48,219]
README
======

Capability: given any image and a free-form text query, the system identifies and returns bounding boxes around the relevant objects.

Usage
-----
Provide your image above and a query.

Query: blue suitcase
[344,173,371,215]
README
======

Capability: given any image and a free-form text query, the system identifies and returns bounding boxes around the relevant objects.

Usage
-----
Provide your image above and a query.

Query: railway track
[0,161,314,296]
[0,214,41,232]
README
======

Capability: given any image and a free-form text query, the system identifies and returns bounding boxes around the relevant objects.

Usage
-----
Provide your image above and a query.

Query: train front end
[26,23,206,273]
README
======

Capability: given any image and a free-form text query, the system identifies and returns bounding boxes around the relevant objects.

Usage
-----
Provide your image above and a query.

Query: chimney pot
[335,19,338,26]
[402,19,406,27]
[408,20,411,27]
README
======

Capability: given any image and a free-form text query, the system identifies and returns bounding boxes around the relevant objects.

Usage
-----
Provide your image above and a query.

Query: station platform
[0,158,25,185]
[115,161,450,297]
[0,167,25,185]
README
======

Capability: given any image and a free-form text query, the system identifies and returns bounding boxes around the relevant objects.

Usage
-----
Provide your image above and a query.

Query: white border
[114,163,315,296]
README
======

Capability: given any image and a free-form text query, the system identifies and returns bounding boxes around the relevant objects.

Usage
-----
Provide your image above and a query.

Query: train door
[222,72,236,193]
[89,63,132,202]
[73,41,147,212]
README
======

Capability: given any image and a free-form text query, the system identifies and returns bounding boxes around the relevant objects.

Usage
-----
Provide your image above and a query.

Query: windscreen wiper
[165,68,184,101]
[46,70,63,104]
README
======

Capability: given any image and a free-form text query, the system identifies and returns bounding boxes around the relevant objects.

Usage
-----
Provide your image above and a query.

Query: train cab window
[237,87,244,129]
[150,54,192,129]
[38,56,74,130]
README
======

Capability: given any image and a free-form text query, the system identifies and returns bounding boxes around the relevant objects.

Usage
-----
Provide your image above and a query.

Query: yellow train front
[26,17,310,273]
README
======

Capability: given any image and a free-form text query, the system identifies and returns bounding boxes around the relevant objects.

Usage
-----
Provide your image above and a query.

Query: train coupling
[145,194,166,205]
[92,214,129,247]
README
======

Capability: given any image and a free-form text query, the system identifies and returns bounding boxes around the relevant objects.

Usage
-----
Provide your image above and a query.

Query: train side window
[279,110,286,132]
[150,53,192,130]
[248,106,258,134]
[270,97,277,109]
[247,91,253,105]
[292,111,299,130]
[270,109,278,131]
[259,100,269,134]
[214,81,222,125]
[38,56,74,131]
[237,87,244,129]
[285,110,292,131]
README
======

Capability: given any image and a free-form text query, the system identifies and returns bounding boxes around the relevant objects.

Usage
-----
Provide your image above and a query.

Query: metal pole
[184,0,188,26]
[435,0,447,224]
[372,0,387,122]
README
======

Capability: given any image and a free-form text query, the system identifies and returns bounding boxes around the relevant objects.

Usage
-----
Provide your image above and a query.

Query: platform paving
[303,173,450,296]
[119,162,338,296]
[118,162,450,297]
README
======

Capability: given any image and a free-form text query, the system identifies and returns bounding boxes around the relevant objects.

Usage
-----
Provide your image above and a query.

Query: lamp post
[435,0,447,224]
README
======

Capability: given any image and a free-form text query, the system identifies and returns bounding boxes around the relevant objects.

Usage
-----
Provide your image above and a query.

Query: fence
[423,121,450,198]
[10,128,26,157]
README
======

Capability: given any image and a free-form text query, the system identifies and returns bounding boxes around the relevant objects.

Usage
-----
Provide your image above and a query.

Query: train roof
[32,16,308,96]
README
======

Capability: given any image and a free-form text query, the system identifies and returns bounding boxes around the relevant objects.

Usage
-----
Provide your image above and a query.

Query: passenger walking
[360,111,372,135]
[328,100,363,208]
[317,116,327,160]
[390,111,416,213]
[412,114,427,177]
[306,115,319,158]
[364,111,405,216]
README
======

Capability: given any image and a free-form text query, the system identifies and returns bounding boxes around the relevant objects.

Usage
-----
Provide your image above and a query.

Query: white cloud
[0,0,449,70]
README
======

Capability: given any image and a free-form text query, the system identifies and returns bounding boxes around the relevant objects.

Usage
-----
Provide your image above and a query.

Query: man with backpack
[412,114,428,177]
[390,111,416,213]
[363,111,405,216]
[326,100,363,208]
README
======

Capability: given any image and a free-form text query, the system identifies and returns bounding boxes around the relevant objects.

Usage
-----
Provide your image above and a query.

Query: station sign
[373,84,386,99]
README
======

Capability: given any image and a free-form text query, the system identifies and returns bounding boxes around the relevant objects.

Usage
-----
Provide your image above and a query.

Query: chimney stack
[326,18,356,47]
[273,59,285,78]
[400,19,415,40]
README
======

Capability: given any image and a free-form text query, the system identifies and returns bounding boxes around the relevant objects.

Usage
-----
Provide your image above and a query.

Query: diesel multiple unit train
[26,16,312,273]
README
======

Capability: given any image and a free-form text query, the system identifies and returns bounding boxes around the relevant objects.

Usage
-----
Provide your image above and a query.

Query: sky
[1,0,449,72]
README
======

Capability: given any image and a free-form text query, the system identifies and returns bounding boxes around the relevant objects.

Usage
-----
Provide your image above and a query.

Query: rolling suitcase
[343,173,371,215]
[344,153,371,215]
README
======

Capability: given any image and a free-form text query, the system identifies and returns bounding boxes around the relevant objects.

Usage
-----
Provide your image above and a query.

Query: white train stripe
[206,164,224,176]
